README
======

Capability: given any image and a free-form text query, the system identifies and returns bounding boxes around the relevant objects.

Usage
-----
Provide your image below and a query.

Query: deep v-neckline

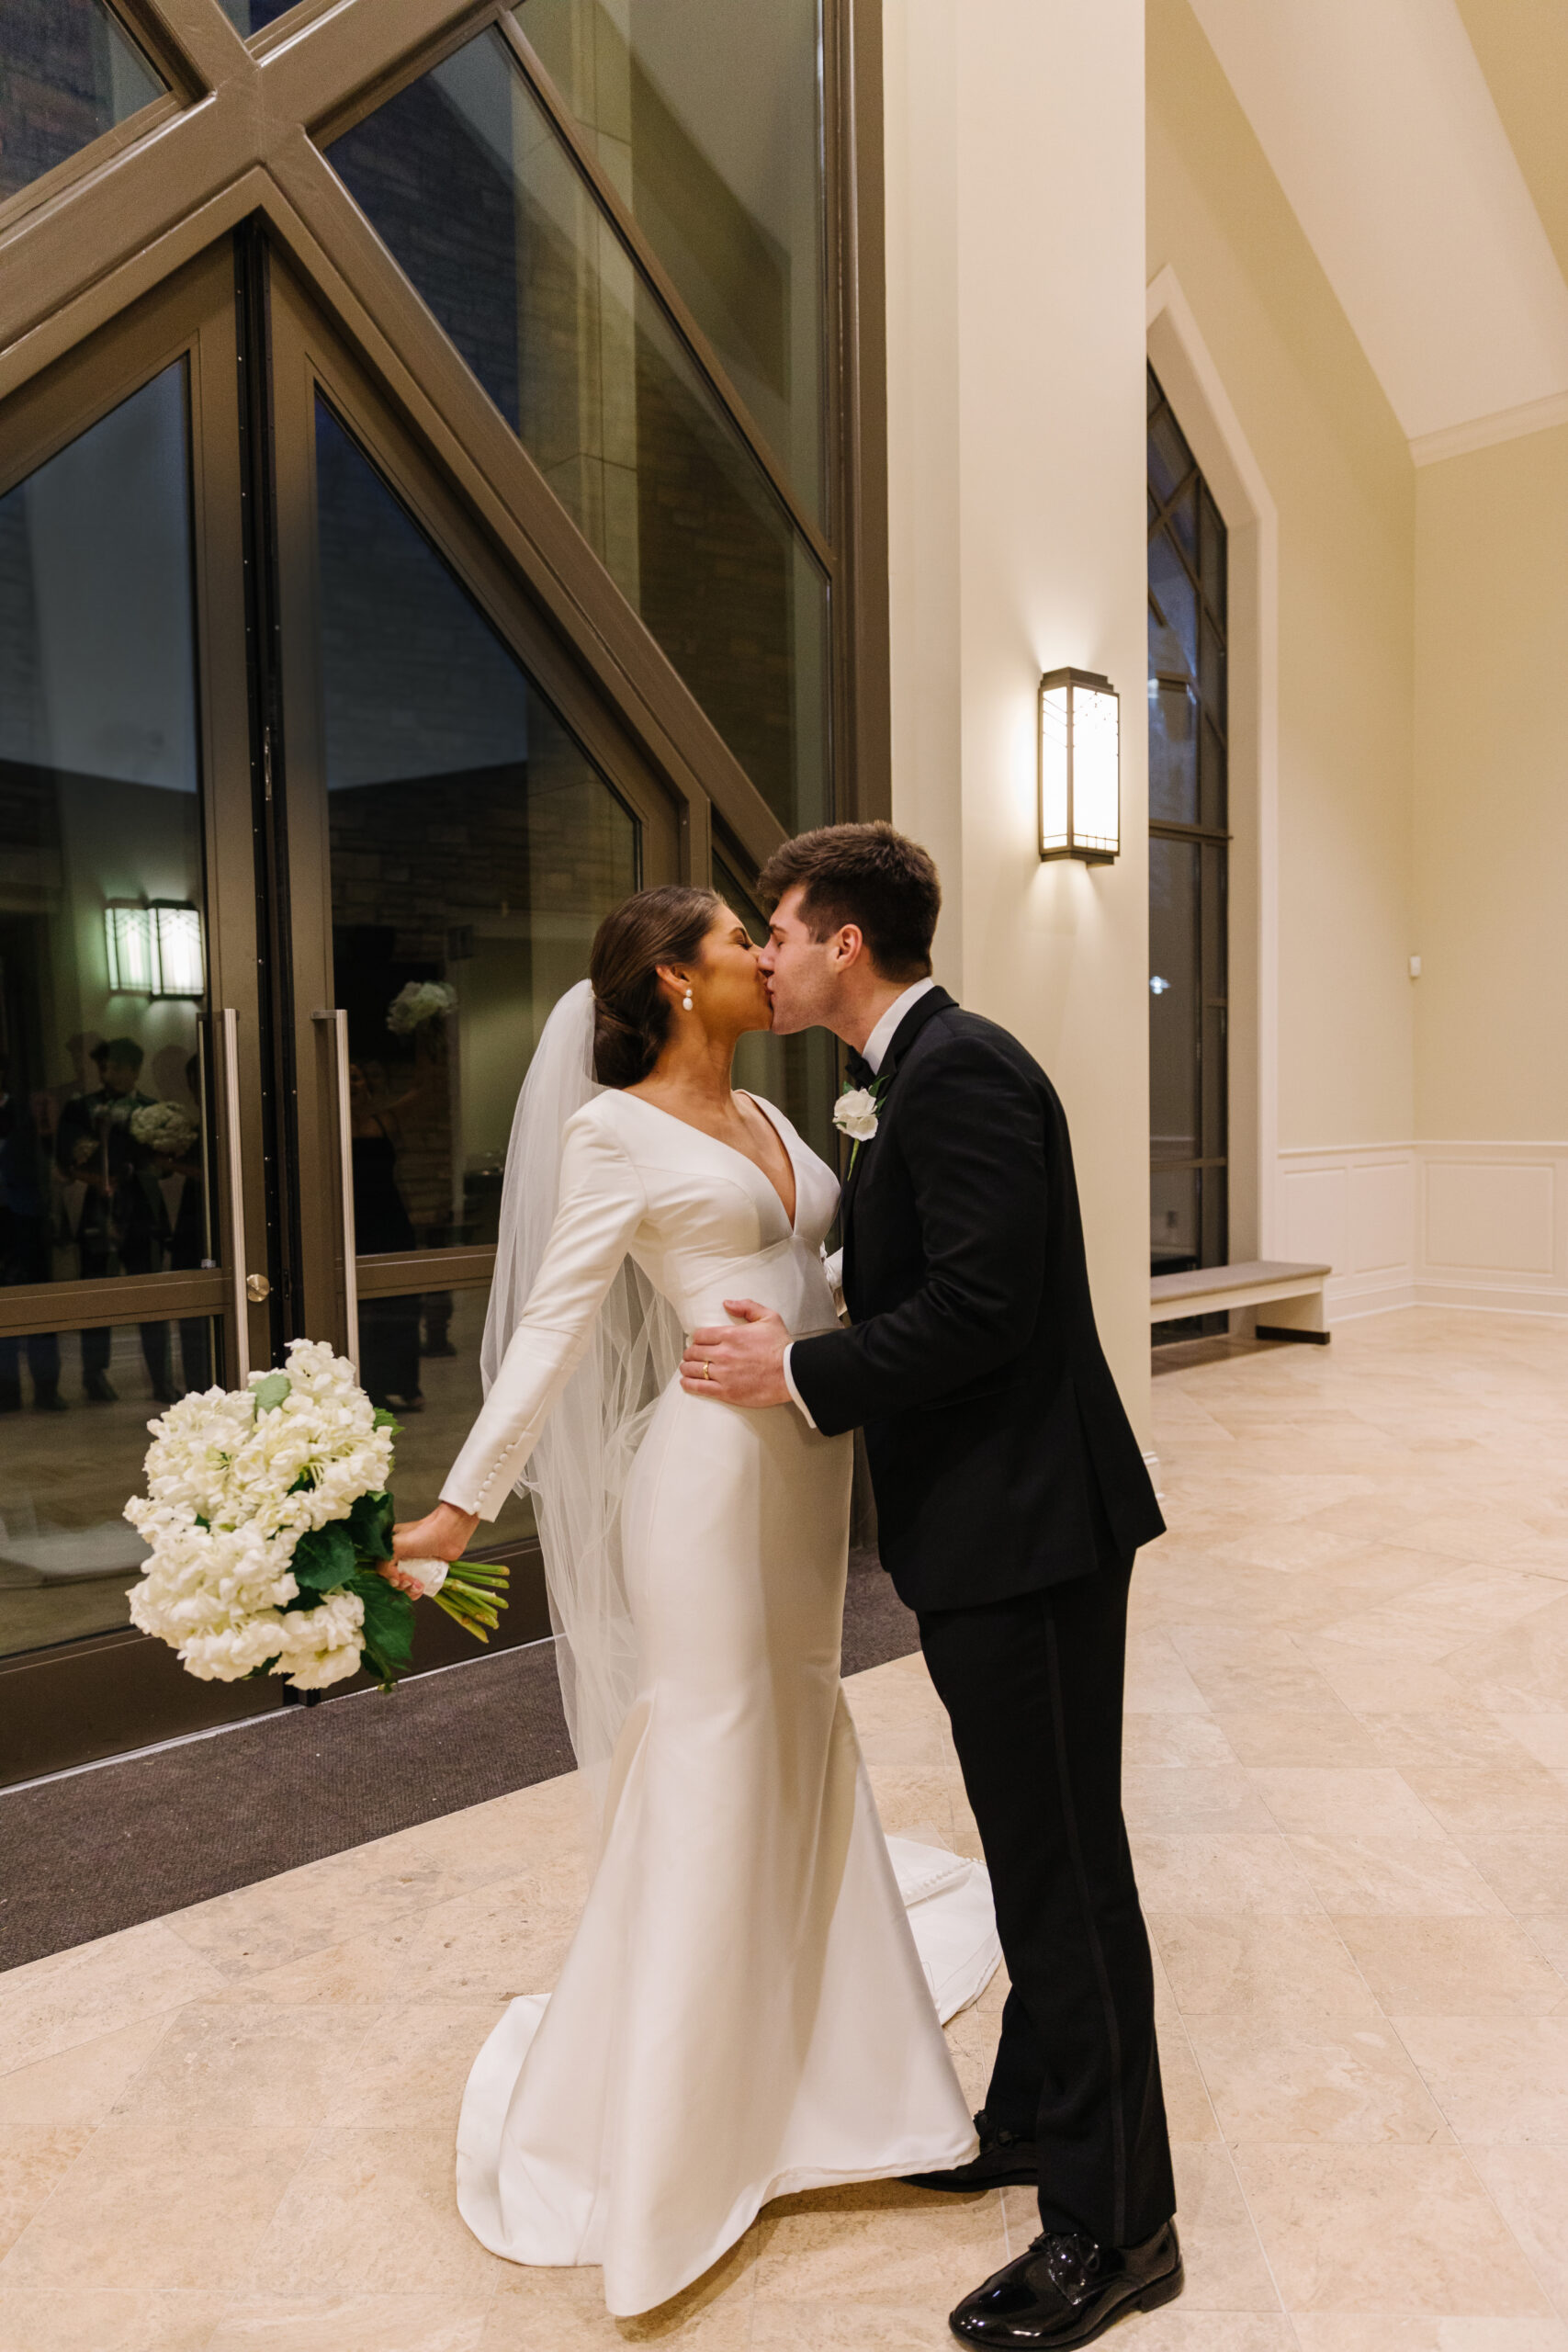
[622,1089,800,1235]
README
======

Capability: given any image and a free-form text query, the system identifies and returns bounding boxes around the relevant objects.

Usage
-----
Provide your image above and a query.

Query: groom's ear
[829,922,867,970]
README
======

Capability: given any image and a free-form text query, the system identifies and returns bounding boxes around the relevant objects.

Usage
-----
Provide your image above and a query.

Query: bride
[390,885,993,2317]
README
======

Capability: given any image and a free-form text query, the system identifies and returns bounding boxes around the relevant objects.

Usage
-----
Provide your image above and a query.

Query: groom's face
[760,886,844,1036]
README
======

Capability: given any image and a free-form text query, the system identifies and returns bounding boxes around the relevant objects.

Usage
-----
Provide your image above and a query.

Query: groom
[681,823,1179,2348]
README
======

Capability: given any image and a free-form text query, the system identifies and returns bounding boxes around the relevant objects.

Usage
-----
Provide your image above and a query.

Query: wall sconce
[104,902,155,994]
[104,900,205,998]
[151,900,205,998]
[1038,667,1120,864]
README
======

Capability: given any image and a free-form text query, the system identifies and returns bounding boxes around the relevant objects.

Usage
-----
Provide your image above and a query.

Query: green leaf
[347,1489,395,1563]
[253,1371,291,1415]
[349,1565,414,1680]
[371,1408,401,1434]
[245,1655,280,1679]
[290,1519,357,1592]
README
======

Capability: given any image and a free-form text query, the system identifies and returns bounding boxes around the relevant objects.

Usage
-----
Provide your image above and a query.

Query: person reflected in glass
[0,1050,64,1414]
[163,1051,212,1395]
[54,1035,175,1404]
[348,1058,423,1413]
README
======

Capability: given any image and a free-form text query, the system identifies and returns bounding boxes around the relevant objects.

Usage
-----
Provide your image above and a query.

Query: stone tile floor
[2,1306,1566,2348]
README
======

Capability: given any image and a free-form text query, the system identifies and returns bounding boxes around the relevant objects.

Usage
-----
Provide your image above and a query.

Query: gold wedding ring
[703,1359,713,1381]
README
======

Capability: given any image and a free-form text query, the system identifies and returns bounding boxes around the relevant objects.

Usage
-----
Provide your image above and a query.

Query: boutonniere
[833,1077,886,1174]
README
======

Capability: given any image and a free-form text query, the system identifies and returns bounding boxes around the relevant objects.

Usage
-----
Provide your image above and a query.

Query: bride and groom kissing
[391,822,1179,2346]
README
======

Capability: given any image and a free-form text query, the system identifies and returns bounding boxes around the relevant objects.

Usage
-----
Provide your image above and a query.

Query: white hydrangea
[386,978,457,1035]
[124,1339,391,1689]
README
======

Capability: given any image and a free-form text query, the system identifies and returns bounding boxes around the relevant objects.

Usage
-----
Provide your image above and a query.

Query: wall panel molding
[1278,1140,1568,1319]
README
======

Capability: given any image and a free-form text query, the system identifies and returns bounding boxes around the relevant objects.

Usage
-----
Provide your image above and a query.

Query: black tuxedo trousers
[919,1548,1174,2246]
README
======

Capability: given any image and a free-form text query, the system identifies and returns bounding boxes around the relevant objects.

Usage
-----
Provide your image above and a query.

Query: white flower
[832,1086,880,1144]
[130,1100,199,1158]
[123,1336,393,1692]
[386,979,457,1035]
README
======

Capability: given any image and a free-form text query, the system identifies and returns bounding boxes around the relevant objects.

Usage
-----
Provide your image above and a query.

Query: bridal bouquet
[387,978,457,1036]
[130,1100,199,1159]
[123,1339,507,1692]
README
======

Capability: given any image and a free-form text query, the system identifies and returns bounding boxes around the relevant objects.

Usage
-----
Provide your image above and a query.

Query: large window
[1147,366,1228,1301]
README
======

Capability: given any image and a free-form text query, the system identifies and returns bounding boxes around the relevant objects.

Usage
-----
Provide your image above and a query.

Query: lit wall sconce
[151,900,205,998]
[104,901,155,994]
[1038,667,1120,864]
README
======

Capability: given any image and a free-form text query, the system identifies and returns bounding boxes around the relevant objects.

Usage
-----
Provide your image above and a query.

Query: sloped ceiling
[1453,0,1568,289]
[1186,0,1568,454]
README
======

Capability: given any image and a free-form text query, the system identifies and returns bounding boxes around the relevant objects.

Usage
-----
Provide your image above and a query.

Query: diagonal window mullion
[493,7,830,571]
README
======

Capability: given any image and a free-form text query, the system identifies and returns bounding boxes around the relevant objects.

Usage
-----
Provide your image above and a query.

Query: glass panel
[0,1314,220,1657]
[1150,1165,1196,1276]
[0,366,211,1327]
[215,1,298,31]
[1199,1163,1227,1271]
[1148,835,1199,1170]
[517,0,826,526]
[1200,608,1226,728]
[1199,485,1226,627]
[316,402,638,1311]
[1148,533,1196,678]
[1168,481,1197,563]
[360,1288,536,1545]
[714,852,837,1175]
[1147,400,1191,511]
[1146,654,1197,829]
[1199,709,1227,835]
[0,1,164,204]
[327,28,830,834]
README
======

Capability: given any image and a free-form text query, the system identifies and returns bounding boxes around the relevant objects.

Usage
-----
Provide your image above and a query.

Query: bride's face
[688,906,773,1038]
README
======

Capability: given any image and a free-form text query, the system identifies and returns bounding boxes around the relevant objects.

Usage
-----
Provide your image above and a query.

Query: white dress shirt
[782,978,938,1425]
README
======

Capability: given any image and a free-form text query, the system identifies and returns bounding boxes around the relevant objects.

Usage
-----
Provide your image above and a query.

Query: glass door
[266,257,679,1561]
[0,239,682,1781]
[0,252,260,1726]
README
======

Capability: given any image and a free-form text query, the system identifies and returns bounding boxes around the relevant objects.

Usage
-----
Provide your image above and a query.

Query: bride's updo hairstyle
[590,885,724,1088]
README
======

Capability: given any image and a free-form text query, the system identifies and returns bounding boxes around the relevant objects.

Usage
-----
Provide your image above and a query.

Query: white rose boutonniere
[833,1080,886,1173]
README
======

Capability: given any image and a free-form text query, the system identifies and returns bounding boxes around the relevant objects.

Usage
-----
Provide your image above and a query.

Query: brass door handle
[245,1272,271,1303]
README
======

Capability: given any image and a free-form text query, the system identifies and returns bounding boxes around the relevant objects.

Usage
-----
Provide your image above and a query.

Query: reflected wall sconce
[1038,667,1120,864]
[104,899,205,998]
[104,901,155,994]
[151,901,205,998]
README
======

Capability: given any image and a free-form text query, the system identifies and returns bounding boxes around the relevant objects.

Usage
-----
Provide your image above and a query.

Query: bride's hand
[390,1501,479,1565]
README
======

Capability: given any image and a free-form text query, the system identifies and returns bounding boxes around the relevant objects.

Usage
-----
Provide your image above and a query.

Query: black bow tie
[845,1048,874,1090]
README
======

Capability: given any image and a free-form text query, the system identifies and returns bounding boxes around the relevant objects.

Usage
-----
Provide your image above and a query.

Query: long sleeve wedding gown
[438,1086,995,2315]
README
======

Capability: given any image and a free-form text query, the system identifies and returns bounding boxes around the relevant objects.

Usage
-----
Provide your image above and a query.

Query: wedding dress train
[440,1085,996,2315]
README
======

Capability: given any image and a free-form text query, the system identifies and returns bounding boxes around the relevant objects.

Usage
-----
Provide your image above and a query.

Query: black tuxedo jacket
[789,988,1164,1611]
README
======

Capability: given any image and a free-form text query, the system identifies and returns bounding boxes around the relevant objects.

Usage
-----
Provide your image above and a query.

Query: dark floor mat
[0,1550,918,1970]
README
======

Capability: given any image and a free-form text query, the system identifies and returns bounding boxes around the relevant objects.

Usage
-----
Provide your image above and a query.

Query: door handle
[313,1009,359,1373]
[220,1007,252,1388]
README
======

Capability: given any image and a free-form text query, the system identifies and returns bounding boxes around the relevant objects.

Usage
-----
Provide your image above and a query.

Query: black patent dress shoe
[907,2109,1039,2192]
[949,2222,1182,2347]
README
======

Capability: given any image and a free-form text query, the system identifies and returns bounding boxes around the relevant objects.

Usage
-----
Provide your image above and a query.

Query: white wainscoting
[1276,1143,1568,1319]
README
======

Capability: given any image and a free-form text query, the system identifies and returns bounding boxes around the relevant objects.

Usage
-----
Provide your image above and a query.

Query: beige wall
[883,0,1154,1442]
[1415,422,1568,1143]
[1146,0,1416,1158]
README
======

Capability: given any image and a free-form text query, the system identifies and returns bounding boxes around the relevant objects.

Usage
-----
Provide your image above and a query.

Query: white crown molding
[1409,388,1568,467]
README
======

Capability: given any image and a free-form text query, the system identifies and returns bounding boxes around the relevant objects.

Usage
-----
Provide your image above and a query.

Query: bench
[1150,1259,1331,1342]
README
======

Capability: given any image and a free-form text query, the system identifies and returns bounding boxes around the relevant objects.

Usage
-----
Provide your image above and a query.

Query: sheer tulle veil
[480,979,683,1784]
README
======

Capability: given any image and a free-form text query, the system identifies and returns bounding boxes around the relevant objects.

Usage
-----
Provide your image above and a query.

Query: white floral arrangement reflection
[386,978,457,1036]
[124,1338,506,1693]
[130,1100,199,1159]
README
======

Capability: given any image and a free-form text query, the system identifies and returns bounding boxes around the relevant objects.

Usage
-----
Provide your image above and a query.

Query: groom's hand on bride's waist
[681,1301,792,1408]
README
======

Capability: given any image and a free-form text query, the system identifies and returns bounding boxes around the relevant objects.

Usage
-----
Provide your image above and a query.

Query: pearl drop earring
[682,987,694,1012]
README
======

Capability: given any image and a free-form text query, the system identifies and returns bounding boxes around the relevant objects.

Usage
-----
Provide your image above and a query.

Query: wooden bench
[1150,1259,1331,1342]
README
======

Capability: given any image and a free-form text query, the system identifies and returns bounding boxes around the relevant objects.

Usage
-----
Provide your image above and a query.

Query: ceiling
[1186,0,1568,460]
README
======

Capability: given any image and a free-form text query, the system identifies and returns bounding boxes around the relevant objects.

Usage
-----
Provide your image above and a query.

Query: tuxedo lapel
[840,986,955,1230]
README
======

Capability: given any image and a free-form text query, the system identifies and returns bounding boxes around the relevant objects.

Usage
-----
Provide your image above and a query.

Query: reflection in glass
[0,365,210,1386]
[215,1,298,32]
[715,854,837,1180]
[361,1288,536,1549]
[0,1316,219,1658]
[327,29,829,834]
[517,0,826,524]
[314,403,638,1412]
[0,0,164,203]
[1148,835,1199,1170]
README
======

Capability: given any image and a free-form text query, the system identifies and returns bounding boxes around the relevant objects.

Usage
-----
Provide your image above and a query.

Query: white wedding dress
[440,1083,995,2315]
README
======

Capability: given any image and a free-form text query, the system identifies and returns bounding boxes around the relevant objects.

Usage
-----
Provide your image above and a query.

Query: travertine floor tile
[208,2294,493,2351]
[1331,1915,1568,2018]
[1148,1914,1377,2022]
[1185,2016,1450,2144]
[242,2125,502,2295]
[0,2287,228,2352]
[1233,2143,1551,2314]
[110,2002,389,2126]
[0,2016,172,2129]
[0,2127,93,2259]
[1393,2013,1568,2143]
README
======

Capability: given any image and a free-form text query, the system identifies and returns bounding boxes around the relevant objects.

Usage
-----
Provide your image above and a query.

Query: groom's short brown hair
[757,822,941,981]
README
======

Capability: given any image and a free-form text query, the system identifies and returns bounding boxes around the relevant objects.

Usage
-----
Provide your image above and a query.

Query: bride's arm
[416,1114,647,1529]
